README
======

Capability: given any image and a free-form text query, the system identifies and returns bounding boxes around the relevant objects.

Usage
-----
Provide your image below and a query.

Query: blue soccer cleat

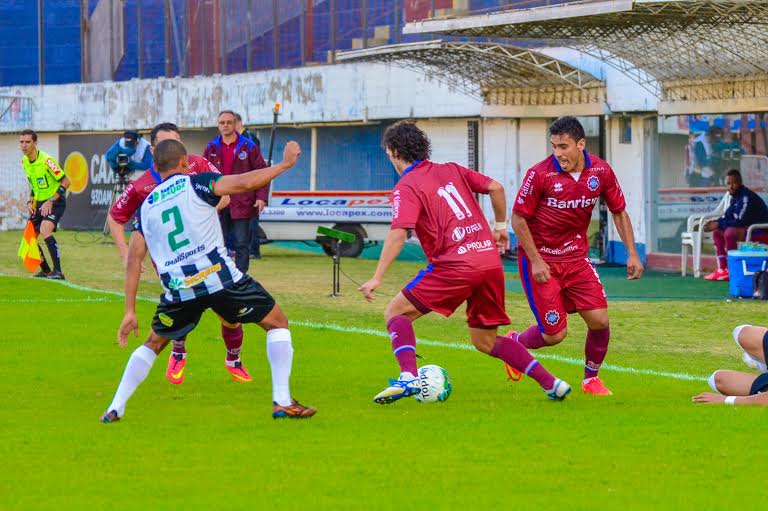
[546,379,571,401]
[99,410,120,423]
[374,374,420,405]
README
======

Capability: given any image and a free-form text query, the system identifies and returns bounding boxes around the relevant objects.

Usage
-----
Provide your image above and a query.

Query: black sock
[44,236,61,273]
[39,253,51,273]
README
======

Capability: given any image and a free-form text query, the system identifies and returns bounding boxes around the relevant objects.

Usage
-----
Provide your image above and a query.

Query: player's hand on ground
[118,313,139,348]
[626,255,644,280]
[531,258,551,283]
[358,278,381,302]
[493,228,509,252]
[254,199,266,214]
[692,392,726,404]
[40,200,52,216]
[283,141,301,166]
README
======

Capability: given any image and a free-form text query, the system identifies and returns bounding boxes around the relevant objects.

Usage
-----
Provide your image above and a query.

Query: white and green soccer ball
[414,364,452,403]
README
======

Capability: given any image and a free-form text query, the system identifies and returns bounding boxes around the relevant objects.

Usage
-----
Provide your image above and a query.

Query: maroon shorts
[518,255,607,335]
[402,264,510,328]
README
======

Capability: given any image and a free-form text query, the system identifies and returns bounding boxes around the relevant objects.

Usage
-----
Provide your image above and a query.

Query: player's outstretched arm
[118,230,147,347]
[213,141,301,196]
[359,228,408,302]
[611,210,644,280]
[693,392,768,405]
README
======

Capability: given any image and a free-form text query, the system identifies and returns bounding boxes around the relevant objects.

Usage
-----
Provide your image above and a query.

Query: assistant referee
[20,129,69,279]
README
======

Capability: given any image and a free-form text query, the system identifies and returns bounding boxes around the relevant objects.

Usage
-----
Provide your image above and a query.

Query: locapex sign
[59,133,137,230]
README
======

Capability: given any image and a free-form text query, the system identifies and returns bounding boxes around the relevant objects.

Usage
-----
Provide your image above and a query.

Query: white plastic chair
[680,192,730,277]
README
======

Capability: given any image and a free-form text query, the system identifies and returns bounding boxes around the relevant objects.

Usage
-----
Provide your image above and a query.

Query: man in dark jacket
[704,169,768,280]
[204,110,268,273]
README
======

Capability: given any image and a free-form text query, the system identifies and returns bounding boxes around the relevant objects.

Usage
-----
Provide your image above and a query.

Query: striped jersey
[136,172,242,303]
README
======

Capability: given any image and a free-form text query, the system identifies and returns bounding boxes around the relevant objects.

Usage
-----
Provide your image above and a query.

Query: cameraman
[105,130,152,180]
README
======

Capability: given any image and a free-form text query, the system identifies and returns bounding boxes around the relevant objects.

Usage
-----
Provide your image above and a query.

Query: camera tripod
[101,170,130,237]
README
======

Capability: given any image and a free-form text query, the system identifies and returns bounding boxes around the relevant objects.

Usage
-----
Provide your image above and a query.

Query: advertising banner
[59,133,127,230]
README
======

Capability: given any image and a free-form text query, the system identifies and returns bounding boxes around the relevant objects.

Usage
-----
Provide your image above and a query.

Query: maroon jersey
[110,154,219,224]
[391,160,499,269]
[512,151,625,262]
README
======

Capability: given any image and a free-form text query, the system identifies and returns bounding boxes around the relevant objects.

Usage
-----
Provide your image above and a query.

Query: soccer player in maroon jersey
[510,116,644,396]
[359,121,571,404]
[106,123,254,386]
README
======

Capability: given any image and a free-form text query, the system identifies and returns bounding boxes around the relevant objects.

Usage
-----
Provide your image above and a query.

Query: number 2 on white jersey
[437,182,472,220]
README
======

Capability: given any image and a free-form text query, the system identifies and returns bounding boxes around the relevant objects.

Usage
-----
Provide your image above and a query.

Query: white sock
[107,345,157,417]
[225,358,240,367]
[266,328,293,406]
[707,371,722,393]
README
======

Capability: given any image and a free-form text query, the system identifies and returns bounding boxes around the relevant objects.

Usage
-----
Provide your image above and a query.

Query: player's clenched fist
[283,141,301,166]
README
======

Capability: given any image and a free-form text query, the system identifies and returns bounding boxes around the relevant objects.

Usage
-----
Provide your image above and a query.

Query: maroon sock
[387,315,418,376]
[584,327,610,379]
[171,336,187,356]
[517,324,548,349]
[222,324,244,361]
[491,336,555,390]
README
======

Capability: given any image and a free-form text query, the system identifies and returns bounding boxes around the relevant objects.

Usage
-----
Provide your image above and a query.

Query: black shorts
[31,197,66,232]
[151,276,276,339]
[750,332,768,395]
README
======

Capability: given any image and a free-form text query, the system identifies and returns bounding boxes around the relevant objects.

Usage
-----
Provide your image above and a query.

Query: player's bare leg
[733,325,768,371]
[374,292,425,404]
[255,304,316,418]
[578,308,612,396]
[100,332,171,423]
[706,370,759,396]
[474,327,570,400]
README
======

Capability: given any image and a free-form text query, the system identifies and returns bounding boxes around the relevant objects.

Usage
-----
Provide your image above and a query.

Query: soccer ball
[414,365,452,403]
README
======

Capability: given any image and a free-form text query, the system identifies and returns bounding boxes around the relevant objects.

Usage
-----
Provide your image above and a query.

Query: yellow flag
[18,221,42,273]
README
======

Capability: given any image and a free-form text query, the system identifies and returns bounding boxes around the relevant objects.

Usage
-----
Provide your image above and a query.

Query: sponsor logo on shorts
[158,313,174,327]
[545,310,560,325]
[238,307,254,317]
[587,176,600,191]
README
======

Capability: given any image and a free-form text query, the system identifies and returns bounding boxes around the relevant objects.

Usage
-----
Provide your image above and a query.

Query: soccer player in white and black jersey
[100,139,316,422]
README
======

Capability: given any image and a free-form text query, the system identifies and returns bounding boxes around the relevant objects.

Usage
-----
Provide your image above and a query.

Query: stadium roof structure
[402,0,768,114]
[337,40,606,116]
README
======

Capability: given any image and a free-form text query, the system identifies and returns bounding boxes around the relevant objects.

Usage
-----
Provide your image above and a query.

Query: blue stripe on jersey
[400,160,423,178]
[406,263,433,291]
[206,248,236,288]
[519,255,545,333]
[552,150,591,173]
[159,272,182,302]
[180,263,210,299]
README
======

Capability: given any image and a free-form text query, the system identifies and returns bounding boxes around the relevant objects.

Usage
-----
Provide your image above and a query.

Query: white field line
[2,274,707,382]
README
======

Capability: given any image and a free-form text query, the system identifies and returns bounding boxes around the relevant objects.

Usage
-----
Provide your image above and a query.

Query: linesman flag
[18,221,42,273]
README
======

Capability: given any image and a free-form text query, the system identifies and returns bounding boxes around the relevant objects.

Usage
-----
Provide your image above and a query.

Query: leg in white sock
[266,328,293,406]
[106,345,157,417]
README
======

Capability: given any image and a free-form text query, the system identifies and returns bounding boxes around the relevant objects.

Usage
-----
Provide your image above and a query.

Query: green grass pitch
[0,231,765,509]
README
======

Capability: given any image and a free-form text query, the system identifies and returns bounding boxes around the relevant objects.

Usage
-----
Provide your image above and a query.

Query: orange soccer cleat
[503,330,523,382]
[226,360,252,383]
[582,377,613,395]
[272,399,317,419]
[166,353,186,385]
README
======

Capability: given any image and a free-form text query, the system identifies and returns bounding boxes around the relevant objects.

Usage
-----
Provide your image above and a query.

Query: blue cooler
[727,250,768,297]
